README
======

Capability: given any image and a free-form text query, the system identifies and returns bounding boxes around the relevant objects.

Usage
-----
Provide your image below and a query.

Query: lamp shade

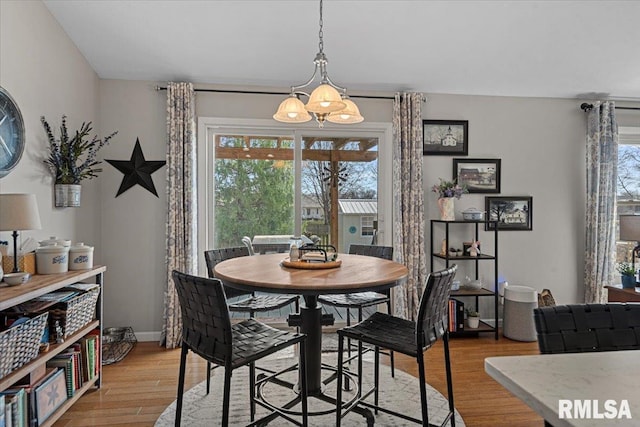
[305,84,346,113]
[619,215,640,241]
[0,193,42,231]
[273,96,312,123]
[327,98,364,124]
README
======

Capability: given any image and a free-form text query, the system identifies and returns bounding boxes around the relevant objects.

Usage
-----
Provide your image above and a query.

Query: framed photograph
[35,368,68,424]
[485,196,533,231]
[453,158,501,193]
[423,120,468,155]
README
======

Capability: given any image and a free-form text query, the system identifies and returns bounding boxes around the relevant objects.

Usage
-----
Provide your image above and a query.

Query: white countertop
[485,351,640,426]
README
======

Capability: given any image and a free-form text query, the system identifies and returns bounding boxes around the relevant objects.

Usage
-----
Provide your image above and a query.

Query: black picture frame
[485,196,533,231]
[453,158,501,194]
[423,120,468,155]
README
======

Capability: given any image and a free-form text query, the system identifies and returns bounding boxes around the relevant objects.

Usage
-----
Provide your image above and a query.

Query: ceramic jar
[69,242,94,270]
[39,236,71,248]
[36,243,70,274]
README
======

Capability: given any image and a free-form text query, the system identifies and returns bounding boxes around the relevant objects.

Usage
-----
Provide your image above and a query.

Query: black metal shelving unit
[430,219,499,340]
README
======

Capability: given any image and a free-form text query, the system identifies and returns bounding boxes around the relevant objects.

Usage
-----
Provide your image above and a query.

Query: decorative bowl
[462,208,485,221]
[4,271,31,286]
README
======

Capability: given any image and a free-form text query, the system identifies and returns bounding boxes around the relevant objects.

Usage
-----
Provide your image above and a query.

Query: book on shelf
[448,299,465,332]
[1,387,28,427]
[46,355,75,398]
[87,329,101,377]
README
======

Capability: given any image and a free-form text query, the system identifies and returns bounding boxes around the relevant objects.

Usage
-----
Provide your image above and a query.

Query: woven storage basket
[0,312,49,379]
[49,287,100,341]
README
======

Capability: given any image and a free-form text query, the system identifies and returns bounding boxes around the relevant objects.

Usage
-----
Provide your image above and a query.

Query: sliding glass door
[199,119,391,262]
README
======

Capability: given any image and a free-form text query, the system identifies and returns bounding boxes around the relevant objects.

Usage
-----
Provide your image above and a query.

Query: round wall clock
[0,86,26,178]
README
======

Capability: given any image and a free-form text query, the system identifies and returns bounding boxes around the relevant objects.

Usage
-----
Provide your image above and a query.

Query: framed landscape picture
[485,196,533,231]
[453,158,501,193]
[423,120,468,155]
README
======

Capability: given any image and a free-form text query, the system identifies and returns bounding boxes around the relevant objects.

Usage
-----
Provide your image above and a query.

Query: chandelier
[273,0,363,127]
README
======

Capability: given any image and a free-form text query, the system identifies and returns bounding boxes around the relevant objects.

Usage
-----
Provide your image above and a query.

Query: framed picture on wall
[453,158,501,193]
[485,196,533,231]
[423,120,468,155]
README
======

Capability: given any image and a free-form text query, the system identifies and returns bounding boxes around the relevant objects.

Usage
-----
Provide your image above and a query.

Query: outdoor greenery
[42,115,117,184]
[213,136,378,248]
[215,157,294,248]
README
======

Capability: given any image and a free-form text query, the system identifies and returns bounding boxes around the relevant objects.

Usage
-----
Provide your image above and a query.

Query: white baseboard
[482,318,503,328]
[133,331,162,342]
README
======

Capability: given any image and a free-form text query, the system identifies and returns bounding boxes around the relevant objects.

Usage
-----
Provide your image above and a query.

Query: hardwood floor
[54,332,542,426]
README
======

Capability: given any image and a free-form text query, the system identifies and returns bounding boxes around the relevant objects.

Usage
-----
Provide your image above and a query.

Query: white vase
[467,316,480,329]
[438,197,455,221]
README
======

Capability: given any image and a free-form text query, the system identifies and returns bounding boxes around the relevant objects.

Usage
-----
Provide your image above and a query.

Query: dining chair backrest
[416,264,458,351]
[241,236,255,256]
[204,247,251,299]
[348,244,393,261]
[172,270,232,366]
[534,303,640,354]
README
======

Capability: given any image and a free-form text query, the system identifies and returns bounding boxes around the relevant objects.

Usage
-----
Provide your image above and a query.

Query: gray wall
[0,2,101,266]
[4,0,593,338]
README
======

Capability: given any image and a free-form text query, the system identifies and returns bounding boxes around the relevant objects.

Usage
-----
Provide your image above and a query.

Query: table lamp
[619,214,640,280]
[0,193,42,272]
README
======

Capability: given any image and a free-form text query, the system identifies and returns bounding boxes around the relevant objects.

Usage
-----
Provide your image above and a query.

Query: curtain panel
[162,82,197,348]
[585,101,618,303]
[392,92,427,320]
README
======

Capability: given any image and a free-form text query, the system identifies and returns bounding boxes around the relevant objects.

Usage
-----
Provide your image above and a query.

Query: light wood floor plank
[53,332,542,426]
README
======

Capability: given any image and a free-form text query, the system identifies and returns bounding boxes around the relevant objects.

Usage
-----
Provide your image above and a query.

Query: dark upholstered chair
[317,245,395,375]
[534,303,640,354]
[335,265,458,427]
[203,247,299,393]
[172,270,308,426]
[534,303,640,427]
[204,247,299,316]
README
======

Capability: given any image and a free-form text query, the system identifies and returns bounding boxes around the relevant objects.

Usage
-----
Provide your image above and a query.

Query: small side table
[605,285,640,302]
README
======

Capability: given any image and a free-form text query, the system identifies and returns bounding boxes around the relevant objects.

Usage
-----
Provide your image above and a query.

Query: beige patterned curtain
[392,92,427,320]
[585,101,618,303]
[161,82,197,348]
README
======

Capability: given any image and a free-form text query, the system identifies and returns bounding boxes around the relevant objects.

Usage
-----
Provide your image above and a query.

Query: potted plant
[431,178,467,221]
[42,115,117,207]
[466,309,480,329]
[617,262,637,289]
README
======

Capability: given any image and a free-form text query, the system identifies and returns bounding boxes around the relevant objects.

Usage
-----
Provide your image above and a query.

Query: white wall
[0,2,101,264]
[4,1,591,338]
[422,94,586,315]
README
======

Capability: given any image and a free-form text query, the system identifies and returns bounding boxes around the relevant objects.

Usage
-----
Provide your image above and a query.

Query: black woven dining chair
[335,264,458,427]
[203,247,299,393]
[172,270,308,427]
[534,303,640,354]
[534,303,640,427]
[317,244,396,376]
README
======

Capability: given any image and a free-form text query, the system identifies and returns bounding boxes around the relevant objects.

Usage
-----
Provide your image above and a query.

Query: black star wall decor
[106,138,166,197]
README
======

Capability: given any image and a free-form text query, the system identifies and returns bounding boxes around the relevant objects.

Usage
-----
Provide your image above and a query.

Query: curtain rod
[580,102,640,112]
[154,85,394,100]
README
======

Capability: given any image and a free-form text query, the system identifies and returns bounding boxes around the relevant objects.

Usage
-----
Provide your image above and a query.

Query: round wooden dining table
[213,252,409,398]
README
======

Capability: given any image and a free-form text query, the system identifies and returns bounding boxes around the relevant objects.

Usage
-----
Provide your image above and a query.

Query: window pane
[617,143,640,265]
[301,136,378,251]
[214,135,294,248]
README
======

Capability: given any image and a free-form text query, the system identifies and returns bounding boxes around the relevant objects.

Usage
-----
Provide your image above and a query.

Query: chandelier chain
[318,0,324,54]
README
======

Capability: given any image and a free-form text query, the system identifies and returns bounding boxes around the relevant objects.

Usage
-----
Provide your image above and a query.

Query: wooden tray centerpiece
[281,244,342,269]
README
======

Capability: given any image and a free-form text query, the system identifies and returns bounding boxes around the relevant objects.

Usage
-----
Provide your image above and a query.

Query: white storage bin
[503,285,538,342]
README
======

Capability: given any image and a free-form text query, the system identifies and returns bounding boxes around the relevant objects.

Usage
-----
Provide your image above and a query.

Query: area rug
[155,350,465,426]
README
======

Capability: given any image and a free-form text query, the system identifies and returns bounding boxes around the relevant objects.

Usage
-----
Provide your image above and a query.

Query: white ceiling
[43,0,640,100]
